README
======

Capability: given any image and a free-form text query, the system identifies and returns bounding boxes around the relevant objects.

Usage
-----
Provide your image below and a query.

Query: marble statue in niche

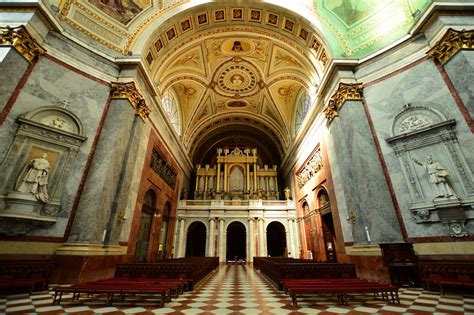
[15,153,50,203]
[284,187,290,200]
[412,155,457,199]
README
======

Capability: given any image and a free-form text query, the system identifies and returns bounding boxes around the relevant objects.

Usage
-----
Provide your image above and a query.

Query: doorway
[226,221,246,262]
[266,221,287,257]
[185,221,206,257]
[158,202,171,260]
[134,190,156,262]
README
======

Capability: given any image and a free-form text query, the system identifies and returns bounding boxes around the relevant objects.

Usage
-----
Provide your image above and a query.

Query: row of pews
[0,260,55,293]
[52,257,219,306]
[419,261,474,294]
[254,257,400,307]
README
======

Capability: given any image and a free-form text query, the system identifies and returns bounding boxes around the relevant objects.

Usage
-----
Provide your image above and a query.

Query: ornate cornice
[0,26,46,63]
[111,82,151,119]
[323,82,364,124]
[428,28,474,65]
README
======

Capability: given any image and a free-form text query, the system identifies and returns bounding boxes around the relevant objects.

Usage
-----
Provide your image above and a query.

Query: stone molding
[323,82,364,124]
[428,28,474,65]
[110,82,151,119]
[0,26,46,63]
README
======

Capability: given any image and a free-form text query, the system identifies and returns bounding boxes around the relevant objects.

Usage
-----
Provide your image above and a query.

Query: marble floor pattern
[1,264,474,314]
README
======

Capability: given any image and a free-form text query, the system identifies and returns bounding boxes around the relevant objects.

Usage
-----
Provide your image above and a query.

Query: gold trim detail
[111,82,151,119]
[0,26,46,63]
[323,82,364,124]
[428,28,474,65]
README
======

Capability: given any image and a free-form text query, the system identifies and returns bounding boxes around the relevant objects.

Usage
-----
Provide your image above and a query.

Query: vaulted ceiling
[51,0,432,165]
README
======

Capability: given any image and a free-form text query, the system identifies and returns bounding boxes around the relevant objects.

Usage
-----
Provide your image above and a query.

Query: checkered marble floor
[1,264,474,314]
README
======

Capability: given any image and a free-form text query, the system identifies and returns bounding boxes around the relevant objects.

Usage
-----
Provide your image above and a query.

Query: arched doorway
[134,190,156,262]
[226,221,246,262]
[318,190,337,262]
[158,202,171,260]
[185,221,206,257]
[266,221,287,257]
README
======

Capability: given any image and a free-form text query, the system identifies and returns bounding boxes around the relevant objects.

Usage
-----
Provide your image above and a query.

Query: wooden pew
[418,261,474,294]
[0,260,55,293]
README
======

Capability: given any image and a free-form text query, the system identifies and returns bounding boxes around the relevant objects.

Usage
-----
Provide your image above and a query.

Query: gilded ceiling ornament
[251,40,267,60]
[208,39,224,57]
[323,82,363,124]
[275,52,300,66]
[111,82,151,120]
[176,83,197,107]
[428,28,474,65]
[0,26,46,63]
[278,84,298,104]
[175,53,199,65]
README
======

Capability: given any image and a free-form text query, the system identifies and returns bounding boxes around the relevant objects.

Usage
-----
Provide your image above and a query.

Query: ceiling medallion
[216,64,258,96]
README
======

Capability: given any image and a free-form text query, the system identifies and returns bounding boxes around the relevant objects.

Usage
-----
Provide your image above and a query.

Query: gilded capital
[111,82,151,119]
[428,28,474,65]
[323,82,364,124]
[0,26,46,63]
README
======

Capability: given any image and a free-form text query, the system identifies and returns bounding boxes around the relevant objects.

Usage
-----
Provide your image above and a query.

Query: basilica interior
[0,0,473,313]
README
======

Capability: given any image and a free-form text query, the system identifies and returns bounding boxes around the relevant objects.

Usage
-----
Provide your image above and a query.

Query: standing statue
[283,187,291,200]
[15,153,50,203]
[413,155,456,198]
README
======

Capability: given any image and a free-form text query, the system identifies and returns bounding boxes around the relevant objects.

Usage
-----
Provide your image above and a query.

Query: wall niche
[386,104,474,238]
[0,106,87,236]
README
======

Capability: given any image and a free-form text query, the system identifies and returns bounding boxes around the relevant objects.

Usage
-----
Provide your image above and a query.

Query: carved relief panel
[0,106,87,235]
[386,104,474,237]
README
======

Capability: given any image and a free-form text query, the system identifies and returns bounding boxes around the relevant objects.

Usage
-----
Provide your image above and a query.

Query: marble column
[287,218,295,258]
[178,217,186,258]
[195,175,199,193]
[258,217,266,256]
[208,217,216,256]
[218,218,226,263]
[248,218,255,262]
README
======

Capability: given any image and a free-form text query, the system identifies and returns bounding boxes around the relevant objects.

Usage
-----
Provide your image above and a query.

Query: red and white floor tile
[1,264,473,314]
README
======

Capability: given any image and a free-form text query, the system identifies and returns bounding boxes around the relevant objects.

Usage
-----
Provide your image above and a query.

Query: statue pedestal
[0,191,57,236]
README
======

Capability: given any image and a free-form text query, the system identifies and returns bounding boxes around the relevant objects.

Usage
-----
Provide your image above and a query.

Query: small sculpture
[283,187,291,200]
[15,153,50,203]
[413,155,456,198]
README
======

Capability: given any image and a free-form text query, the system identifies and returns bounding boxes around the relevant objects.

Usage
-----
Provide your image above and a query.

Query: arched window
[294,90,312,136]
[161,91,180,135]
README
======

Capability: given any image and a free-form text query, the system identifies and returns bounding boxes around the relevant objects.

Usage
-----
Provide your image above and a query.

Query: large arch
[185,221,207,257]
[266,221,287,257]
[226,221,247,262]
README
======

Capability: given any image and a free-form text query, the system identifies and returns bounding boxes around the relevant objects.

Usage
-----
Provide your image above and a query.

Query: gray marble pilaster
[326,100,404,245]
[67,99,137,244]
[0,47,30,112]
[443,50,474,120]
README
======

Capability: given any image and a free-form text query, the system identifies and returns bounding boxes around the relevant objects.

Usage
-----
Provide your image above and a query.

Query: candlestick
[365,226,371,243]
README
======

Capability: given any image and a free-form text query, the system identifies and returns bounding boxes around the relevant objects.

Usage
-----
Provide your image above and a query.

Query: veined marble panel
[0,56,110,238]
[67,99,137,244]
[0,48,29,112]
[326,100,404,245]
[364,59,474,238]
[444,50,474,120]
